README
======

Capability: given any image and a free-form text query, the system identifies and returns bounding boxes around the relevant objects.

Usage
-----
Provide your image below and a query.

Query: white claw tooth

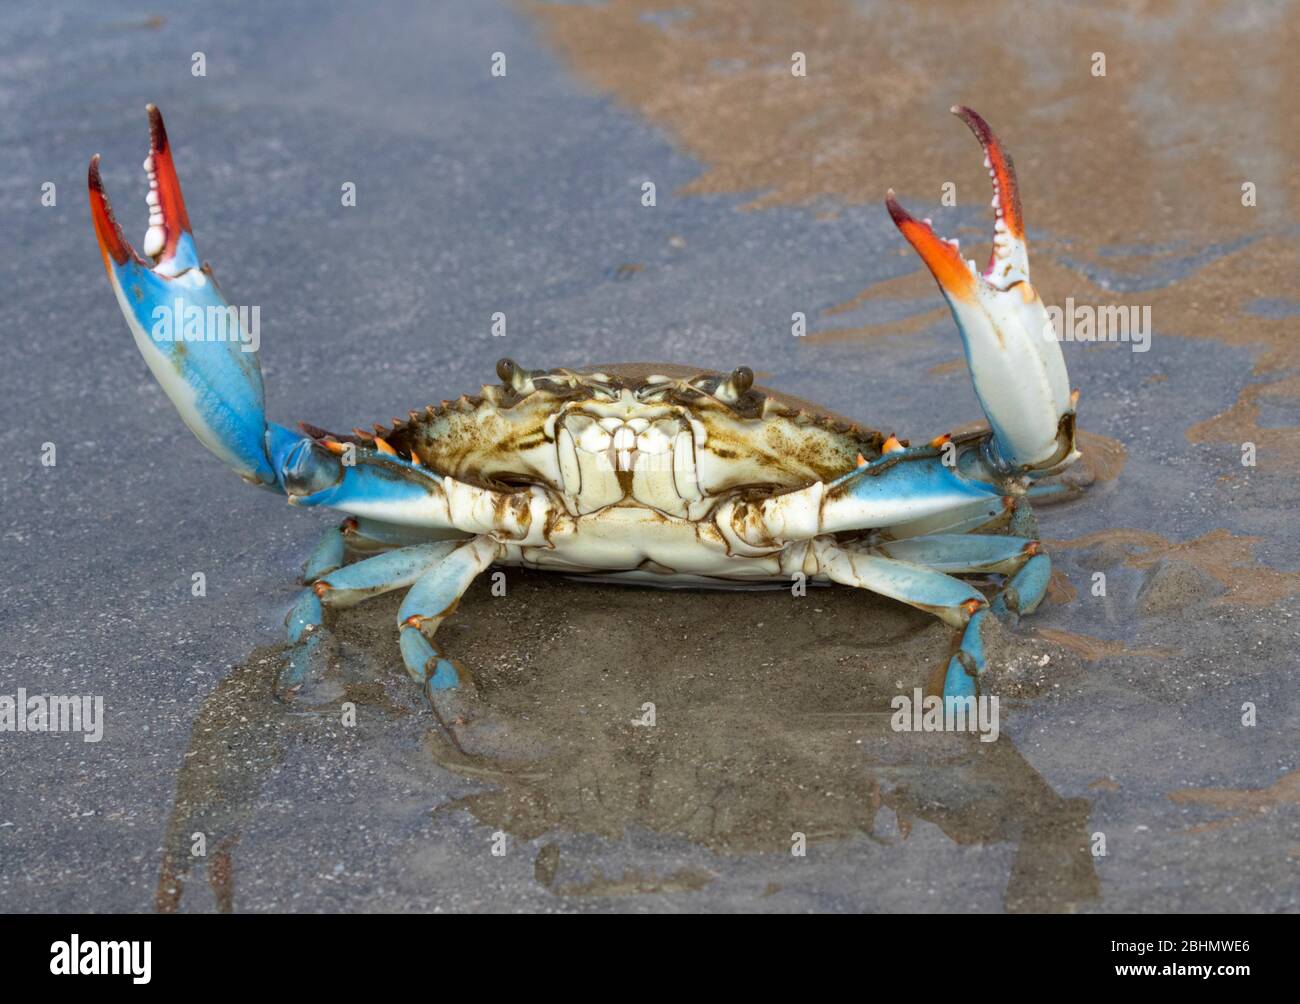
[994,218,1009,234]
[983,155,991,169]
[947,238,960,249]
[145,190,159,207]
[143,225,166,258]
[966,258,977,273]
[991,195,1000,209]
[923,217,933,227]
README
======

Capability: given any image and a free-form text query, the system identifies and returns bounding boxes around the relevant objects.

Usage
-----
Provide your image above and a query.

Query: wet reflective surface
[155,577,1101,911]
[2,0,1296,911]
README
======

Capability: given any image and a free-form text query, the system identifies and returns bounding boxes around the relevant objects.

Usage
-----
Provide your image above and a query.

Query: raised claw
[886,106,1075,473]
[89,105,275,486]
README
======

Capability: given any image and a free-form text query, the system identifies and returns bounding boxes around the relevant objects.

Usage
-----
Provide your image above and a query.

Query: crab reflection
[156,574,1097,912]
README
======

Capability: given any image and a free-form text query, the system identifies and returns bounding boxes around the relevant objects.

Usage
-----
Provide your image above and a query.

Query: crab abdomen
[502,504,789,580]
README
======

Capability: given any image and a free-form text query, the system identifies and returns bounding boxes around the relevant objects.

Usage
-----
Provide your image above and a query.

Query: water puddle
[156,571,1099,911]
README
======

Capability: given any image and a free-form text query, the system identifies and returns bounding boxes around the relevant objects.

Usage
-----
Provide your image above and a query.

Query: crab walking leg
[282,541,463,693]
[860,515,1052,694]
[870,533,1040,575]
[873,528,1052,659]
[874,530,1051,617]
[985,497,1053,618]
[300,521,352,583]
[298,516,435,579]
[814,541,987,628]
[938,543,1051,699]
[812,539,994,702]
[396,536,499,706]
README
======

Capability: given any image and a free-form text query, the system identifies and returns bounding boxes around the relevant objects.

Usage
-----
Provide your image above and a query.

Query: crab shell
[355,362,885,516]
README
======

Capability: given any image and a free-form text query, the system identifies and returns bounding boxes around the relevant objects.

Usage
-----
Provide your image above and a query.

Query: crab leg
[886,107,1076,473]
[301,521,352,583]
[396,536,499,711]
[870,533,1038,574]
[717,445,1003,549]
[872,526,1051,627]
[812,540,990,699]
[990,554,1051,618]
[814,520,1052,699]
[261,425,559,543]
[815,540,987,628]
[875,494,1013,540]
[282,541,463,694]
[89,106,277,486]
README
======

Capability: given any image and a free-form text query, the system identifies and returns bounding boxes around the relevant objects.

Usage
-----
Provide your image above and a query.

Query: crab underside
[89,104,1078,746]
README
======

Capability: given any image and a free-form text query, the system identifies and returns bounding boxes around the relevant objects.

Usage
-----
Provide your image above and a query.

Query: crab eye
[712,366,753,405]
[282,439,343,497]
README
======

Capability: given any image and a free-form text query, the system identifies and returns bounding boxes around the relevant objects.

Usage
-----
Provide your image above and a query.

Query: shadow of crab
[157,571,1097,912]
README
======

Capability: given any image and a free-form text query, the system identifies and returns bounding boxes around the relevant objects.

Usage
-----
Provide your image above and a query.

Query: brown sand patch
[1170,770,1300,834]
[1046,568,1078,605]
[528,0,1300,241]
[1033,628,1173,662]
[1049,528,1300,606]
[528,1,1300,462]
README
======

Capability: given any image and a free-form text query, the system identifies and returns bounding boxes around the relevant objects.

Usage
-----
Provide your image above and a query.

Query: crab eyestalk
[89,105,276,486]
[886,106,1075,473]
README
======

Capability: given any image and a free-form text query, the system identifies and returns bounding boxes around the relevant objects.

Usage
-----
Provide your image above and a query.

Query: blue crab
[89,105,1077,738]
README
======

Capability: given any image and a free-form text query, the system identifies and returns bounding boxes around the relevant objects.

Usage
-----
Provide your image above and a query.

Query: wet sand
[1,0,1295,912]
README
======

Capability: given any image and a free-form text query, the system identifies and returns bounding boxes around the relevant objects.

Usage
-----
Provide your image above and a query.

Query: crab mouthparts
[611,425,637,471]
[885,105,1029,297]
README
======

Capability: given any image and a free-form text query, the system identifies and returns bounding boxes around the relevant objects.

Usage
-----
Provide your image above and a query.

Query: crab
[89,104,1077,740]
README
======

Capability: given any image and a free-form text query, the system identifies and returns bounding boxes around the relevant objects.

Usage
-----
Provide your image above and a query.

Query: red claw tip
[144,103,192,261]
[88,154,140,268]
[884,189,975,301]
[951,104,1023,241]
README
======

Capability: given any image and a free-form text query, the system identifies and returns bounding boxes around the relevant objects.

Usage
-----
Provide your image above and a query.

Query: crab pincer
[89,105,276,486]
[886,106,1075,474]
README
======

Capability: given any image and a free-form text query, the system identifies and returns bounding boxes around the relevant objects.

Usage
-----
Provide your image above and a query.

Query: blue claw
[90,106,274,486]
